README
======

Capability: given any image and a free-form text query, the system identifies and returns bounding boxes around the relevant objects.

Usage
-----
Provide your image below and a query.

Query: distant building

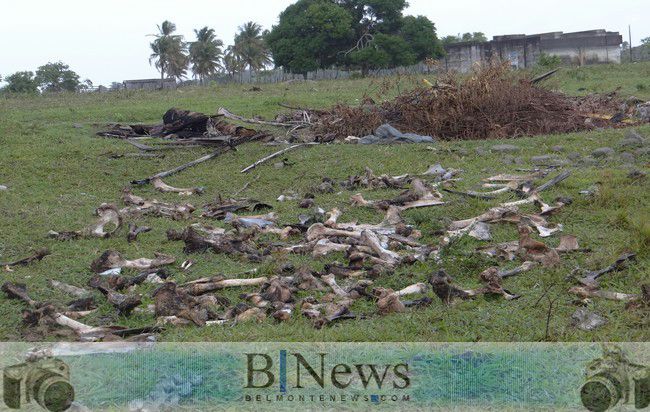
[444,29,623,72]
[123,78,176,90]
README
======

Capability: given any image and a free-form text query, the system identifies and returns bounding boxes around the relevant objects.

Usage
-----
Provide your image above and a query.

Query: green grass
[0,63,648,342]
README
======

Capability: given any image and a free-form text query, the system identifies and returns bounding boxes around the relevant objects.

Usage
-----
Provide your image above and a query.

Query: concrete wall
[444,30,622,72]
[123,79,176,90]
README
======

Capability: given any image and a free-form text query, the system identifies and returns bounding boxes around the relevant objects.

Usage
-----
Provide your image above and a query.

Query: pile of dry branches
[309,62,630,141]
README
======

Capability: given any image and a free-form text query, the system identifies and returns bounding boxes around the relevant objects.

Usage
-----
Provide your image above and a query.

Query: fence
[202,61,437,85]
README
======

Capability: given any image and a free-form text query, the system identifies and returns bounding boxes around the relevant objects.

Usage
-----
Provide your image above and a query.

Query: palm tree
[149,20,188,87]
[189,27,224,84]
[224,45,245,79]
[233,22,272,75]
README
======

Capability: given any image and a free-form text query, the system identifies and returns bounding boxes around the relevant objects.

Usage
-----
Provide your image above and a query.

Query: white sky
[1,0,648,86]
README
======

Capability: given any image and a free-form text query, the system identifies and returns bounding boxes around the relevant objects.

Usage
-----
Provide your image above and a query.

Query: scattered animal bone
[498,261,538,278]
[373,283,427,315]
[105,290,142,316]
[375,289,406,315]
[449,206,518,231]
[324,208,342,227]
[300,298,358,328]
[122,188,196,220]
[477,241,519,261]
[49,280,91,299]
[321,274,349,297]
[47,230,81,241]
[443,181,519,200]
[50,204,122,240]
[477,267,520,300]
[517,225,560,267]
[202,197,272,219]
[359,230,401,266]
[312,239,351,258]
[225,212,277,228]
[90,250,176,273]
[340,167,410,190]
[555,235,580,253]
[395,283,429,296]
[428,270,475,304]
[484,172,544,183]
[151,177,204,195]
[526,215,562,238]
[306,223,361,241]
[152,282,210,326]
[443,221,493,245]
[66,297,97,312]
[167,226,264,260]
[2,282,145,341]
[87,204,122,238]
[568,286,639,302]
[2,282,38,307]
[127,223,152,243]
[397,179,445,210]
[571,308,607,331]
[578,253,636,287]
[1,248,50,268]
[179,276,268,296]
[272,304,294,322]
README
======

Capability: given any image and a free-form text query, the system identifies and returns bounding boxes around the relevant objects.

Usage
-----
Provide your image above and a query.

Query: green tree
[336,0,408,34]
[270,0,442,74]
[3,71,39,93]
[641,37,650,47]
[35,62,81,92]
[233,22,272,74]
[349,33,415,75]
[189,27,224,84]
[267,0,355,74]
[149,20,188,86]
[400,15,444,61]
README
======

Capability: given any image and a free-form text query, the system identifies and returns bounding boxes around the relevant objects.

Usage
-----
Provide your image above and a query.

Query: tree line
[1,62,92,94]
[148,20,271,85]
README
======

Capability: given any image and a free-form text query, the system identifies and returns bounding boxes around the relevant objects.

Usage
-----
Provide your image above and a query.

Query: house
[122,78,176,90]
[443,30,623,72]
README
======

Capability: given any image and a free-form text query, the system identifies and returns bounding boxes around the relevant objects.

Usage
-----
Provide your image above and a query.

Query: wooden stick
[132,146,233,185]
[531,68,559,84]
[218,107,308,128]
[241,143,318,173]
[535,171,571,193]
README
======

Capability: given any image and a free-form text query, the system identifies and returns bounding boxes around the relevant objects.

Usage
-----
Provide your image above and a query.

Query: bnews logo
[244,350,410,395]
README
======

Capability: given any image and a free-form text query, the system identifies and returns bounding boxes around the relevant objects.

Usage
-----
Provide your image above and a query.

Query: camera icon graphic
[581,346,649,412]
[3,357,75,411]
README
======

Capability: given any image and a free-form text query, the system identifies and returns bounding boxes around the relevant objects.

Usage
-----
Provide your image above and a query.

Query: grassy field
[0,63,648,342]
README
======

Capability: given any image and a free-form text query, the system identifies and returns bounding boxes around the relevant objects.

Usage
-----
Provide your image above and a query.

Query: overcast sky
[2,0,648,86]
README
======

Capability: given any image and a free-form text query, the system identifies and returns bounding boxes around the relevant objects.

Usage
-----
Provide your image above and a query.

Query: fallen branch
[241,143,319,173]
[534,171,571,193]
[218,107,309,128]
[531,68,559,84]
[132,146,234,185]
